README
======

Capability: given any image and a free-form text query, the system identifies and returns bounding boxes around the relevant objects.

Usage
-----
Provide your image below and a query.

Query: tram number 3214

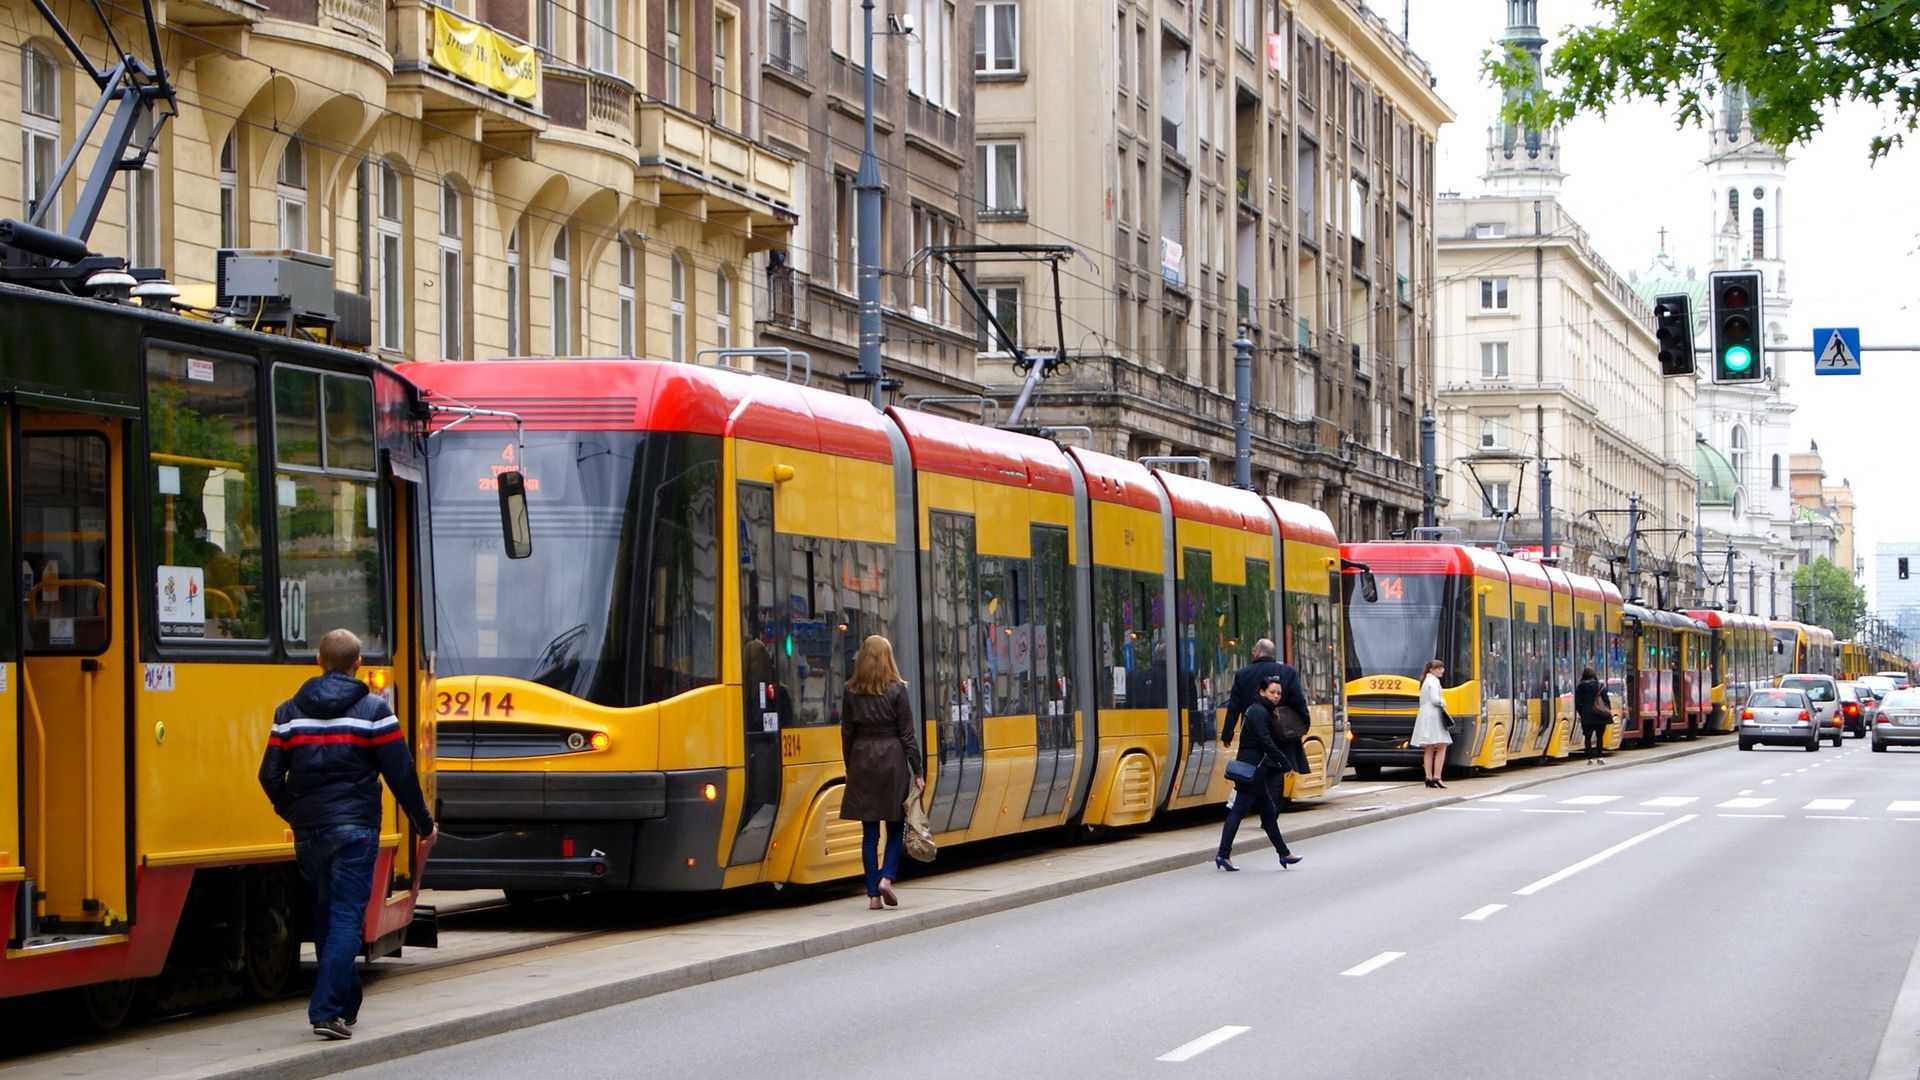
[436,691,517,718]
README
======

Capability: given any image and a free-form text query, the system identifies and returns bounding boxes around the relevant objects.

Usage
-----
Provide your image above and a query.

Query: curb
[204,737,1731,1079]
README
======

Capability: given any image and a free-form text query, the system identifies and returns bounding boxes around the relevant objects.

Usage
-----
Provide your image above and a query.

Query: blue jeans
[294,824,378,1025]
[861,820,904,897]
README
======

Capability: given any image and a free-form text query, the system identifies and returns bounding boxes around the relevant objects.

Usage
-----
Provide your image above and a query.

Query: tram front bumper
[424,769,728,892]
[1349,714,1421,766]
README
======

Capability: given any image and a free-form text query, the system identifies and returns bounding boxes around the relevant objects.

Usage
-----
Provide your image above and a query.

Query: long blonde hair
[846,634,905,695]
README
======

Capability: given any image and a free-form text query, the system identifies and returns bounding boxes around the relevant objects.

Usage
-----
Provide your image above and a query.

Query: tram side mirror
[1359,570,1379,604]
[497,470,532,560]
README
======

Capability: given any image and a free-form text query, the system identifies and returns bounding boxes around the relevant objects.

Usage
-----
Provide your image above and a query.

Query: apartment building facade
[4,0,794,364]
[970,0,1451,538]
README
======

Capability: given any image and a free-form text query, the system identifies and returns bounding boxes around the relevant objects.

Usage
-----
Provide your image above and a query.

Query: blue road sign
[1813,327,1862,375]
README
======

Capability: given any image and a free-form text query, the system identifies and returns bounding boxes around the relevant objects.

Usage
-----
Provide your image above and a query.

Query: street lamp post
[852,1,909,407]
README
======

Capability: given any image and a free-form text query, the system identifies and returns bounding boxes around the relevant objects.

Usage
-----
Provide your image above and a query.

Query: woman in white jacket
[1410,659,1451,788]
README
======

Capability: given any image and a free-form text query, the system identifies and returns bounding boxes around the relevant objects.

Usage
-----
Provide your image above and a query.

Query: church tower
[1482,0,1565,197]
[1704,86,1792,346]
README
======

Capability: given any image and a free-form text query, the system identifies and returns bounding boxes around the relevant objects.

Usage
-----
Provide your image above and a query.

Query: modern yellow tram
[0,281,437,1026]
[406,359,1348,895]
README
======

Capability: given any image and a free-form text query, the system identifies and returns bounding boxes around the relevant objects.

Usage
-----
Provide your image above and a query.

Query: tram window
[1031,525,1071,730]
[638,437,719,704]
[926,511,983,750]
[22,434,111,653]
[147,348,266,641]
[979,555,1021,717]
[273,368,385,656]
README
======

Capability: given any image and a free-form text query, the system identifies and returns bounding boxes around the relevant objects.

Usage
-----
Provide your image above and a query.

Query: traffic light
[1709,270,1764,383]
[1652,293,1695,376]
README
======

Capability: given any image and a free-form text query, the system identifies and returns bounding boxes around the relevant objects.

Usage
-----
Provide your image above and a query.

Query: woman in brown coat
[839,635,924,909]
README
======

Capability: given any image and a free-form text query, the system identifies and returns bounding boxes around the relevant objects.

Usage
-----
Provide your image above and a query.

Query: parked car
[1779,674,1844,747]
[1838,682,1874,739]
[1873,689,1920,752]
[1738,687,1821,752]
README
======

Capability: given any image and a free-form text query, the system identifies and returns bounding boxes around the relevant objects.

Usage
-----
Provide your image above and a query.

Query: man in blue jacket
[259,628,435,1041]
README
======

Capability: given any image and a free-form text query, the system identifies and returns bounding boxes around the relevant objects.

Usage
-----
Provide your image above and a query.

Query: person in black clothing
[259,629,435,1041]
[1214,675,1304,871]
[1223,638,1310,776]
[1573,665,1613,764]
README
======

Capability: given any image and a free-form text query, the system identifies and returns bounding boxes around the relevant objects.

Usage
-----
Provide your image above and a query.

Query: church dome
[1695,441,1738,507]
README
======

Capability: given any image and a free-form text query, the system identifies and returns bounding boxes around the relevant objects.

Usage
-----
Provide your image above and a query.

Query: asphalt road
[339,742,1920,1080]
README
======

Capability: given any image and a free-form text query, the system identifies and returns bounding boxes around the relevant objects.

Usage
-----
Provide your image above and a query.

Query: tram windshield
[1343,572,1471,687]
[1772,628,1801,675]
[429,430,721,708]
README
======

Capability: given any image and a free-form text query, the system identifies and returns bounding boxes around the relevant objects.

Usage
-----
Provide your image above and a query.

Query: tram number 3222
[436,691,517,718]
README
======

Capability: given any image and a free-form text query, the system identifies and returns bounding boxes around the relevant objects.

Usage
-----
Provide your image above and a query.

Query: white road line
[1641,796,1698,807]
[1890,801,1920,813]
[1719,813,1786,819]
[1335,784,1395,795]
[1461,904,1506,921]
[1809,815,1870,821]
[1475,793,1544,803]
[1513,815,1697,896]
[1718,797,1775,809]
[1739,789,1754,795]
[1560,795,1621,805]
[1761,779,1777,785]
[1898,818,1920,823]
[1805,799,1855,811]
[1522,808,1586,814]
[1157,1026,1251,1063]
[1341,951,1406,977]
[1606,810,1664,816]
[1436,805,1503,812]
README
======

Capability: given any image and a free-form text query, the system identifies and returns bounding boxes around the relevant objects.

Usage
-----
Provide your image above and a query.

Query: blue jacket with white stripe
[258,671,435,835]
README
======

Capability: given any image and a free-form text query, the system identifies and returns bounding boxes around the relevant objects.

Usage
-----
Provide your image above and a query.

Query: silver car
[1779,674,1843,747]
[1738,688,1819,751]
[1873,689,1920,752]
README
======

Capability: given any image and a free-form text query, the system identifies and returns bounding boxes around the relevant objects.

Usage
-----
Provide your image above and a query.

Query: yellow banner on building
[430,7,538,102]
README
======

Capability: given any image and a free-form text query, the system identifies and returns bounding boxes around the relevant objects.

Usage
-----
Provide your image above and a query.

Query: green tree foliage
[1487,1,1920,160]
[1793,557,1868,636]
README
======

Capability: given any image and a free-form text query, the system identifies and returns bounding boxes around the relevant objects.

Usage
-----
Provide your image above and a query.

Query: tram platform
[1,739,1727,1079]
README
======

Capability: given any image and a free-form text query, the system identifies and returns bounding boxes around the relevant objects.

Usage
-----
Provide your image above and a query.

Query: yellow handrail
[21,668,46,905]
[150,451,244,470]
[82,663,96,911]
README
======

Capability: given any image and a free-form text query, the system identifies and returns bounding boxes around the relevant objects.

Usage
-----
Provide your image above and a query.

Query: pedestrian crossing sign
[1813,326,1861,375]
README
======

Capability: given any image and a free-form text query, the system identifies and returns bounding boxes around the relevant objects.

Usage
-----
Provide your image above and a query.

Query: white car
[1778,674,1843,747]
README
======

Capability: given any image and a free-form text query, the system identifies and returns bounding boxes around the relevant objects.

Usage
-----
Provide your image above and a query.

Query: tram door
[16,410,130,933]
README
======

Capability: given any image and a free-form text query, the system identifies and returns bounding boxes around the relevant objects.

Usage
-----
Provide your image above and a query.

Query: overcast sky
[1404,2,1918,606]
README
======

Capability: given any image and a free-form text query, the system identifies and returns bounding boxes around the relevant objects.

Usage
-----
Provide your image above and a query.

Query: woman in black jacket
[1573,665,1612,764]
[1214,675,1304,870]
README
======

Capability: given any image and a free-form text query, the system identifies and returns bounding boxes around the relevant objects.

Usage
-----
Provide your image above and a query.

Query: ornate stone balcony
[635,101,796,250]
[387,0,544,158]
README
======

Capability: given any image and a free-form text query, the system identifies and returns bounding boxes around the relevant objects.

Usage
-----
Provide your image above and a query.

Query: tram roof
[1064,447,1163,512]
[1340,541,1510,578]
[1684,608,1767,631]
[403,359,895,464]
[1264,497,1337,549]
[887,408,1074,494]
[1504,555,1553,591]
[1151,469,1273,534]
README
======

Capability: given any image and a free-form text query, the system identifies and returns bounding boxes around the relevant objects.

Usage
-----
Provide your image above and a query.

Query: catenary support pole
[1233,328,1253,490]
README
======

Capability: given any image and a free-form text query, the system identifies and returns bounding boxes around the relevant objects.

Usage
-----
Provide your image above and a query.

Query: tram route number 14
[436,690,517,717]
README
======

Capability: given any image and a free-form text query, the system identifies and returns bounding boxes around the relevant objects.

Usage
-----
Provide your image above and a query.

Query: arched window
[1730,425,1747,484]
[1727,188,1739,221]
[549,228,572,355]
[1732,491,1743,519]
[1771,454,1782,490]
[715,269,733,348]
[669,254,687,363]
[375,161,405,351]
[506,222,524,355]
[218,132,241,248]
[439,180,465,359]
[1752,207,1765,259]
[277,138,307,248]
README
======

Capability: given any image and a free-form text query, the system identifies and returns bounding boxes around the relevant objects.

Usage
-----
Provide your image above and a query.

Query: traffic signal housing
[1710,270,1764,383]
[1652,293,1695,377]
[1902,557,1911,581]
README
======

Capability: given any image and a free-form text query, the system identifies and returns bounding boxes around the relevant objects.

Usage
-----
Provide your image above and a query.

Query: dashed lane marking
[1474,793,1544,803]
[1809,815,1870,821]
[1606,810,1664,816]
[1641,796,1699,807]
[1718,797,1775,809]
[1522,808,1585,814]
[1461,904,1506,921]
[1513,815,1697,896]
[1157,1026,1251,1063]
[1559,795,1621,805]
[1341,951,1406,977]
[1805,799,1856,811]
[1719,813,1787,819]
[1890,802,1920,813]
[1435,805,1502,813]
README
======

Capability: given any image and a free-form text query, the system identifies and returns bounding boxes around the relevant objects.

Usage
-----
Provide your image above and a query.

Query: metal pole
[1626,493,1642,604]
[1725,545,1735,610]
[1420,408,1436,529]
[1749,563,1756,615]
[1693,436,1706,605]
[1233,327,1253,490]
[855,0,883,406]
[1537,404,1552,564]
[1769,566,1777,619]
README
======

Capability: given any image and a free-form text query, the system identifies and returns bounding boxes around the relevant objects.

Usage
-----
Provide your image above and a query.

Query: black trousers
[1218,772,1290,859]
[1582,724,1605,759]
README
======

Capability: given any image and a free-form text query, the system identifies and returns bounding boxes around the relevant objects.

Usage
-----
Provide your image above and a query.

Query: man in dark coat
[1222,637,1311,784]
[259,629,434,1041]
[1215,675,1304,868]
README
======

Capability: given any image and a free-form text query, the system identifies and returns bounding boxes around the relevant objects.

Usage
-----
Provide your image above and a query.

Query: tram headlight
[590,732,610,751]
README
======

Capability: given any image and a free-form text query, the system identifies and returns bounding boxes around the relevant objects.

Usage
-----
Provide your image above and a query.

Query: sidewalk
[3,740,1726,1079]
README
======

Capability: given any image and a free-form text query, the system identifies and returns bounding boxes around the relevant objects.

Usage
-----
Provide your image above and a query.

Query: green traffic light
[1722,345,1753,373]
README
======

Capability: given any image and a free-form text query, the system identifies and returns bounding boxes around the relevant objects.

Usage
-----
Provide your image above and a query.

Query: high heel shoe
[878,879,899,907]
[1424,778,1438,788]
[1214,855,1240,872]
[1278,854,1304,869]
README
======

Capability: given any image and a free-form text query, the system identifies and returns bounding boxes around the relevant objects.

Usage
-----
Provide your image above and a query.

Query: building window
[277,138,307,249]
[1481,481,1511,518]
[977,140,1022,216]
[716,269,734,348]
[1728,188,1739,222]
[218,132,240,249]
[536,0,555,55]
[1730,424,1748,484]
[670,254,688,363]
[1234,0,1256,51]
[1479,277,1510,311]
[1473,221,1505,239]
[1480,341,1510,379]
[909,205,953,322]
[1771,453,1782,490]
[713,12,735,127]
[975,1,1017,73]
[1752,207,1765,259]
[665,0,685,107]
[1479,417,1508,450]
[587,0,616,72]
[550,228,572,355]
[22,45,61,229]
[506,223,525,355]
[124,109,159,267]
[375,162,405,351]
[831,171,854,292]
[977,283,1019,353]
[439,181,465,359]
[618,237,638,355]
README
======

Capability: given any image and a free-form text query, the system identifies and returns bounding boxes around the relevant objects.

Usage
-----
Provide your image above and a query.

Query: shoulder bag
[1438,705,1455,730]
[1223,758,1261,785]
[903,791,937,862]
[1273,705,1310,741]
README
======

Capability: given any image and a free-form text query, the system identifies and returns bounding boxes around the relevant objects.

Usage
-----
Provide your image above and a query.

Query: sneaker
[313,1019,352,1041]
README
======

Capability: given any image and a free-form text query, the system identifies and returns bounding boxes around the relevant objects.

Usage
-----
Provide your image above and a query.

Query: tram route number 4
[1813,327,1861,376]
